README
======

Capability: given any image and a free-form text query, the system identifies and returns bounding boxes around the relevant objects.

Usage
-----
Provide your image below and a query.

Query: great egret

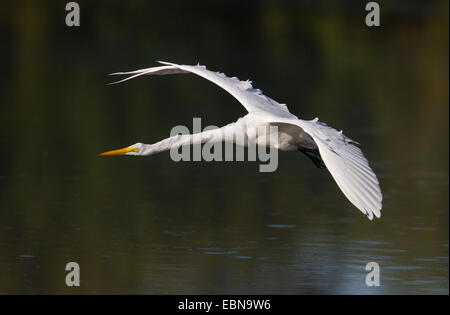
[101,62,382,220]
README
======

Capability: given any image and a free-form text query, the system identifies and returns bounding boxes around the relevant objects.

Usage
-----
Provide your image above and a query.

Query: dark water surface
[0,1,448,294]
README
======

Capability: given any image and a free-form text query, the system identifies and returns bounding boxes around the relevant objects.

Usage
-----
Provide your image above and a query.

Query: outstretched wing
[274,117,382,220]
[110,61,295,118]
[299,118,382,220]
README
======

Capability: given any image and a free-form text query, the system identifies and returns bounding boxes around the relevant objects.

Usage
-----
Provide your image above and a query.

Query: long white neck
[140,123,239,156]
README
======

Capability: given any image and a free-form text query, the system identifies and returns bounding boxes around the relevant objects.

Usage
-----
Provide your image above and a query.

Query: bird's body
[101,62,382,220]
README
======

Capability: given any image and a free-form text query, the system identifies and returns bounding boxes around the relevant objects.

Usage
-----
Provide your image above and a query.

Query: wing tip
[107,78,129,85]
[157,60,172,65]
[363,205,382,221]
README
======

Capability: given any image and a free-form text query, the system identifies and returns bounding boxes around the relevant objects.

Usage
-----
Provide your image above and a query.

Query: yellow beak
[100,146,138,156]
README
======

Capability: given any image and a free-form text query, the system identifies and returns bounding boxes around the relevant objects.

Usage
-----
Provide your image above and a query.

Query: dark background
[0,0,448,294]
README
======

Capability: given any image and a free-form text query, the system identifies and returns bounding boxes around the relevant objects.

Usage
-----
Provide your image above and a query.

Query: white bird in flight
[101,61,382,220]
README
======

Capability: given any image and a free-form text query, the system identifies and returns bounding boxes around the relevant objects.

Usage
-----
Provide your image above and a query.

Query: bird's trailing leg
[298,147,326,169]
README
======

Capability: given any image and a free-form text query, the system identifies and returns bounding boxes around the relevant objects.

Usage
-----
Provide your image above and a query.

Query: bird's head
[100,142,145,156]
